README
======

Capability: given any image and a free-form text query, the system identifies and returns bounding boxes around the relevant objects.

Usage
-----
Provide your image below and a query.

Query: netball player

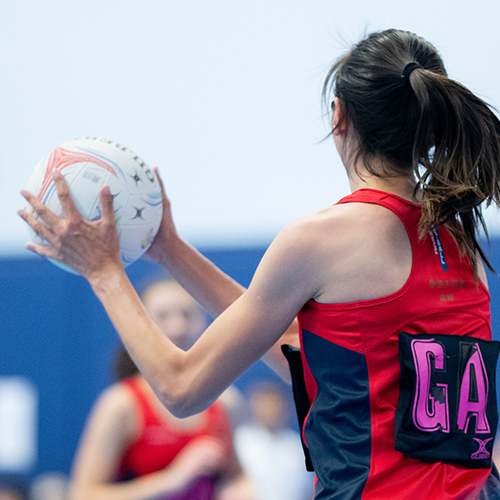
[20,29,500,499]
[69,280,253,500]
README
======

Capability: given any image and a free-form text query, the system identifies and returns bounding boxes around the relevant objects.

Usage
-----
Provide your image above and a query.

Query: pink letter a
[457,344,490,434]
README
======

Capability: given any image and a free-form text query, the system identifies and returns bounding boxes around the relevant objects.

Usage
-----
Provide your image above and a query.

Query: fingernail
[102,185,111,195]
[52,170,61,178]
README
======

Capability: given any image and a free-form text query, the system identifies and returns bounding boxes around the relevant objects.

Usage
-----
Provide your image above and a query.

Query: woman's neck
[348,161,420,203]
[337,127,420,203]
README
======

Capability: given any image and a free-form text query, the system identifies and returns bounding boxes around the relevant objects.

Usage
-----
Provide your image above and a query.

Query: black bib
[395,332,500,468]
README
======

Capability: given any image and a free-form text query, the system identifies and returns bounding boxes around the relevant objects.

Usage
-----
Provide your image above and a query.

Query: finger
[17,208,54,242]
[153,166,161,181]
[52,170,82,220]
[99,185,115,223]
[153,167,168,198]
[20,190,59,227]
[153,167,173,214]
[25,241,59,260]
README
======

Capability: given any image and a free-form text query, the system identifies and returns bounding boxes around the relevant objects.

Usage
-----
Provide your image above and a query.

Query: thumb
[154,167,170,203]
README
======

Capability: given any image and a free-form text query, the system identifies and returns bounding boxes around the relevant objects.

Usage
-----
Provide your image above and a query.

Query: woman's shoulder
[271,196,413,303]
[280,199,402,250]
[263,199,406,282]
[76,379,141,453]
[91,379,140,425]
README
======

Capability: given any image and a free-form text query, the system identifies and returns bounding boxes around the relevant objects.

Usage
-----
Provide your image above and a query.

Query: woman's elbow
[153,373,199,418]
[155,372,212,418]
[158,391,195,418]
[157,388,205,418]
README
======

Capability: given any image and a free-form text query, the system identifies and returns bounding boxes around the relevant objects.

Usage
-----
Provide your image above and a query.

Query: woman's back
[297,189,494,499]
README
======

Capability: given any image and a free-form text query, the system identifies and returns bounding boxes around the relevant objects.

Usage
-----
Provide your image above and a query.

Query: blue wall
[1,240,500,482]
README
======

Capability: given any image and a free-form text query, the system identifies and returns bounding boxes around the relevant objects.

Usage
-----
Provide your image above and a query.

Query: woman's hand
[145,167,179,267]
[18,170,123,280]
[167,436,226,483]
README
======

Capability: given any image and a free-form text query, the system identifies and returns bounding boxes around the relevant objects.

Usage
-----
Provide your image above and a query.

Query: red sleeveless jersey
[117,376,234,500]
[297,189,495,500]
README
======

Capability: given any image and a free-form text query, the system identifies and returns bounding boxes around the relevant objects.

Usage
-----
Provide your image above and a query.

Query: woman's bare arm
[19,172,316,415]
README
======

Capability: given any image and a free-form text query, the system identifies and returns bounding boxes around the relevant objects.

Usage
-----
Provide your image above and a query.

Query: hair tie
[402,62,423,85]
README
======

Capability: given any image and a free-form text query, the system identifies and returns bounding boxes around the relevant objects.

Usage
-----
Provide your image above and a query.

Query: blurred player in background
[69,280,254,500]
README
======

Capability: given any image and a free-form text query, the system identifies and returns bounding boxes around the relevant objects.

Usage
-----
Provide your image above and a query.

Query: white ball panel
[65,163,107,219]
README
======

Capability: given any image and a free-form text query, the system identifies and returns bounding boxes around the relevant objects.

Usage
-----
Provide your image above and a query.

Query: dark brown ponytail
[323,29,500,275]
[410,69,500,273]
